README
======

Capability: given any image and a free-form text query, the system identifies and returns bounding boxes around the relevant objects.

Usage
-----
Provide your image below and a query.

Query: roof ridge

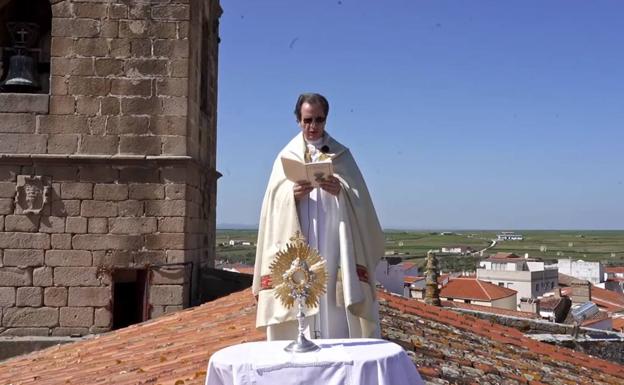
[475,278,492,300]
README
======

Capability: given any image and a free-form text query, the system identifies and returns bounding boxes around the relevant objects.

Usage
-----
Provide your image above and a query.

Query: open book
[281,157,333,187]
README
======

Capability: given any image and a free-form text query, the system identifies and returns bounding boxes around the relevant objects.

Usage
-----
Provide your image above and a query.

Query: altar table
[205,338,424,385]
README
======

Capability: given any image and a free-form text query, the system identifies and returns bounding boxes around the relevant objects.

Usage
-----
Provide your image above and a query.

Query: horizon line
[217,224,624,232]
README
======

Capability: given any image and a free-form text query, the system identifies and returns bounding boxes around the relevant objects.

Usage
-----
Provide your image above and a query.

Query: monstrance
[270,231,328,352]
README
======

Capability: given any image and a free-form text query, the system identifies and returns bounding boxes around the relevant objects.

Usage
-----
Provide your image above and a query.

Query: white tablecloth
[205,338,424,385]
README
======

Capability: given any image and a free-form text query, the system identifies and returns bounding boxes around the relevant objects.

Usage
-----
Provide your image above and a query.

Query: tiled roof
[379,291,624,384]
[402,262,417,270]
[2,288,624,385]
[404,276,425,284]
[440,277,517,301]
[582,311,611,327]
[613,317,624,332]
[606,267,624,274]
[404,274,450,286]
[591,286,624,312]
[558,272,589,286]
[488,252,522,260]
[235,266,255,275]
[539,295,566,311]
[442,300,541,319]
[560,285,624,313]
[0,289,264,385]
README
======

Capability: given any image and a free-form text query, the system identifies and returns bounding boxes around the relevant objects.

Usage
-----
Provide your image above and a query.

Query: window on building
[498,282,505,287]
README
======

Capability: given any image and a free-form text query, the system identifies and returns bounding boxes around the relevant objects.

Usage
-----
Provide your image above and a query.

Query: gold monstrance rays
[269,232,328,309]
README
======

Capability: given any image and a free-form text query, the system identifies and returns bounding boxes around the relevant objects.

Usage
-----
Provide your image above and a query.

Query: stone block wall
[0,158,214,335]
[0,0,194,156]
[0,0,221,335]
[187,0,220,163]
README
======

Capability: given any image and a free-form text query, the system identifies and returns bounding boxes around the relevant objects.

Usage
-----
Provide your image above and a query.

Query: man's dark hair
[294,93,329,122]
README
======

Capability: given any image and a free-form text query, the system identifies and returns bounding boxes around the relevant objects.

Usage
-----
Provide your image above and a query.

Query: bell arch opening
[0,0,52,94]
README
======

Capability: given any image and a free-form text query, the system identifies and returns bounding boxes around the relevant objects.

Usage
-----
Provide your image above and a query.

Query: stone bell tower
[0,0,221,336]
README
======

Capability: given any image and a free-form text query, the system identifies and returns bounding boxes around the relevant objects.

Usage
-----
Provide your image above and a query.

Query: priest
[253,93,385,340]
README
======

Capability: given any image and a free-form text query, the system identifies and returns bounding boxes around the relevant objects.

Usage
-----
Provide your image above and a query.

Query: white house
[477,253,558,308]
[404,276,426,298]
[227,240,253,246]
[441,246,475,255]
[375,257,404,295]
[496,232,523,241]
[605,267,624,294]
[557,258,604,285]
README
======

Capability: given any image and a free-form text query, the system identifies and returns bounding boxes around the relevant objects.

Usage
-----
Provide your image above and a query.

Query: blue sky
[216,0,624,230]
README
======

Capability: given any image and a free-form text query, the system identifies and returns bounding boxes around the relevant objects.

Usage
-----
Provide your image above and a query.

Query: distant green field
[386,230,624,272]
[216,229,624,271]
[216,229,258,264]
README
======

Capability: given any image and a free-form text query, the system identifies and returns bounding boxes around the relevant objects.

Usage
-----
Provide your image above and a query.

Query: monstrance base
[284,334,321,353]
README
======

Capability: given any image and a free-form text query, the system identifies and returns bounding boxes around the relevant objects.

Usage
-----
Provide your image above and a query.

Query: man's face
[298,102,326,141]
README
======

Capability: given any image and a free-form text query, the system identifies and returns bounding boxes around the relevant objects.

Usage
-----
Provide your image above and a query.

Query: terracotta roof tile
[235,266,254,275]
[560,285,624,312]
[379,291,624,383]
[539,296,566,311]
[591,286,624,309]
[558,272,589,286]
[440,277,517,301]
[606,267,624,274]
[488,252,522,260]
[581,311,611,327]
[613,317,624,332]
[442,300,541,319]
[0,289,264,385]
[404,276,424,284]
[2,288,623,384]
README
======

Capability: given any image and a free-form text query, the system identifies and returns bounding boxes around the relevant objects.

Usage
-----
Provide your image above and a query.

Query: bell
[0,21,41,92]
[1,53,39,92]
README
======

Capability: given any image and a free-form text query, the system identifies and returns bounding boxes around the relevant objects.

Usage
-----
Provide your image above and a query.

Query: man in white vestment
[253,93,385,340]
